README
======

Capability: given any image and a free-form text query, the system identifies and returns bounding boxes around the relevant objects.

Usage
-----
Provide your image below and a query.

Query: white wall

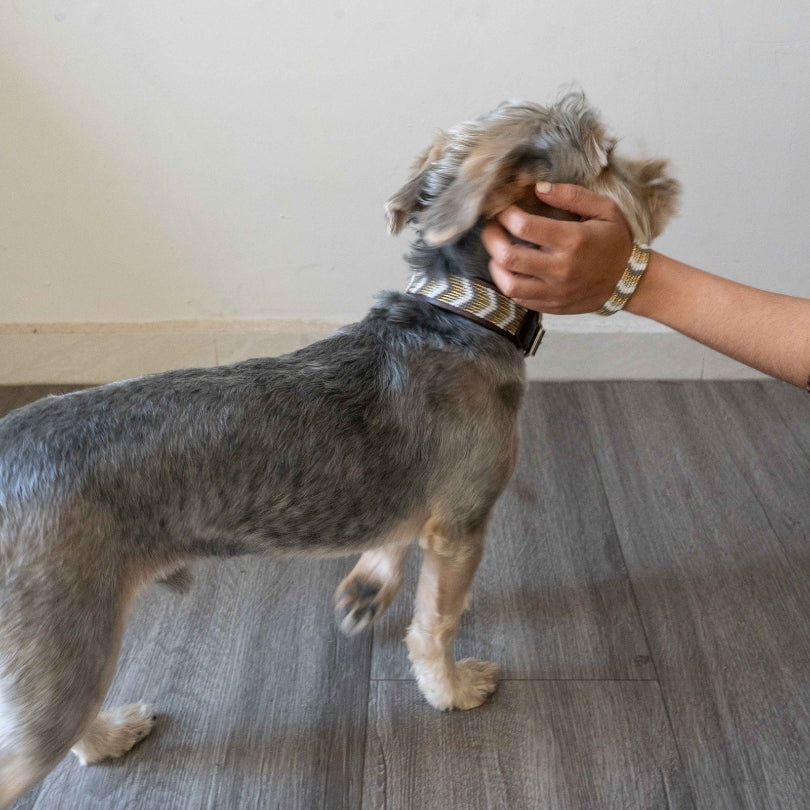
[1,1,808,381]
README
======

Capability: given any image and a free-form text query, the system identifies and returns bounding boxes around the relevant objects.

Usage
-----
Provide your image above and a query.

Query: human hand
[481,183,634,314]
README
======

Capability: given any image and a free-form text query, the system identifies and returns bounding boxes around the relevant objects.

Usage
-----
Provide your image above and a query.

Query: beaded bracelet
[596,242,651,316]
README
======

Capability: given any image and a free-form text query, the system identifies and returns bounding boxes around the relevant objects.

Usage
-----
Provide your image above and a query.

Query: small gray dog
[0,91,679,805]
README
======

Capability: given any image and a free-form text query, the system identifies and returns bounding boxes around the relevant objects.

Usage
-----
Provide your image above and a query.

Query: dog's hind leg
[0,747,43,810]
[406,518,497,710]
[0,565,153,805]
[335,541,412,634]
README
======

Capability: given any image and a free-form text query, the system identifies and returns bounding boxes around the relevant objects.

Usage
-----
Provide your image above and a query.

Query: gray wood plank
[762,379,810,459]
[577,381,810,810]
[363,680,692,810]
[22,557,371,809]
[369,383,654,681]
[701,382,809,574]
[8,380,807,809]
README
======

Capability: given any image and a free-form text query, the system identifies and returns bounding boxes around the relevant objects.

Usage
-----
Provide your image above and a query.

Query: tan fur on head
[385,90,680,246]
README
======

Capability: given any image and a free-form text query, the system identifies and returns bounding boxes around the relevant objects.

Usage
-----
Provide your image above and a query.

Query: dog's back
[0,300,521,563]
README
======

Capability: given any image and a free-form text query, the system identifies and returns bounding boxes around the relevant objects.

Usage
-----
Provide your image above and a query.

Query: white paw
[418,658,499,711]
[72,702,157,766]
[335,576,396,635]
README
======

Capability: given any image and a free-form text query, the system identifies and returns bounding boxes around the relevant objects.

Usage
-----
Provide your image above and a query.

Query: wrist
[623,250,678,322]
[595,243,650,316]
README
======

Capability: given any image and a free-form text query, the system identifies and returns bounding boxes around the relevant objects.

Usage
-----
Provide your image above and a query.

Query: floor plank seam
[594,516,698,810]
[367,677,662,683]
[359,625,376,809]
[744,483,803,578]
[761,381,810,462]
[574,382,699,810]
[710,382,806,582]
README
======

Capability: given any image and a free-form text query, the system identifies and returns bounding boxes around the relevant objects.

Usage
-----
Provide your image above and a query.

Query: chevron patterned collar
[405,271,545,356]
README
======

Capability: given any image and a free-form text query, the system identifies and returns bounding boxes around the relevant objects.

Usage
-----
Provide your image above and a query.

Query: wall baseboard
[0,321,765,384]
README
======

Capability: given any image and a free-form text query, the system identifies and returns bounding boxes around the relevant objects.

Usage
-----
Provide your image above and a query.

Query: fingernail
[536,181,552,194]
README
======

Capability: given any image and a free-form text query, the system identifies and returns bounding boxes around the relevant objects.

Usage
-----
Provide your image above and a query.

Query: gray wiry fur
[0,90,679,806]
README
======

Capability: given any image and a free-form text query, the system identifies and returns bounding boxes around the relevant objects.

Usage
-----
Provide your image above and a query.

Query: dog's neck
[404,226,544,356]
[406,222,493,284]
[405,270,544,356]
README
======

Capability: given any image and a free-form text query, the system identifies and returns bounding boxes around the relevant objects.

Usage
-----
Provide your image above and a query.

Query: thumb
[535,182,616,221]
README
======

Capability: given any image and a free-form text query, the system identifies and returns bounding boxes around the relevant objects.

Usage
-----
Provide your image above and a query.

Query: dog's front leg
[406,521,497,710]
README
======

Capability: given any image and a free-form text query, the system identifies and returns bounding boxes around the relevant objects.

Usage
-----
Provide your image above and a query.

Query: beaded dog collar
[405,271,544,356]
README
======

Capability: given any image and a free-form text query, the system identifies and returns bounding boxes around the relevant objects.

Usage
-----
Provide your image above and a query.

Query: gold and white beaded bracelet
[596,242,651,316]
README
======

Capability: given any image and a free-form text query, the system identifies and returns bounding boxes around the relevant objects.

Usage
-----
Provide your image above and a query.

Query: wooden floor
[4,381,809,810]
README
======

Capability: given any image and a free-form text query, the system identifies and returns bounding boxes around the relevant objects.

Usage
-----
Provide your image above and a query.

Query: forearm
[627,252,810,388]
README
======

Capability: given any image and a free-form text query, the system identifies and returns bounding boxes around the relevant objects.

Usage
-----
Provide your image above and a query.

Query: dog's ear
[417,144,554,246]
[598,155,681,243]
[414,94,615,246]
[385,133,448,236]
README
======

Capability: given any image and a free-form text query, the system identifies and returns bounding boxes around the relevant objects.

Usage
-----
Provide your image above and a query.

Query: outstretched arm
[482,183,810,388]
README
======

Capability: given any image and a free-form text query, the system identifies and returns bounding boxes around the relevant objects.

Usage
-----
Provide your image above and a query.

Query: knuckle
[499,247,518,269]
[550,254,576,288]
[601,201,622,223]
[508,212,532,242]
[497,271,518,298]
[500,246,521,273]
[561,183,581,206]
[488,258,504,282]
[489,233,511,263]
[567,228,586,255]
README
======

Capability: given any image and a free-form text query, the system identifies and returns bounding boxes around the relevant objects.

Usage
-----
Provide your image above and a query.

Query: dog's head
[385,91,680,249]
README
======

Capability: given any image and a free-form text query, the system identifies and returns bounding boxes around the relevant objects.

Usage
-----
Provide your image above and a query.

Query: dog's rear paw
[335,577,385,635]
[71,702,157,766]
[417,658,499,711]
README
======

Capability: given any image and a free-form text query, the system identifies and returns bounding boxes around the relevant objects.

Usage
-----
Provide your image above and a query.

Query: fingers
[481,220,546,275]
[487,184,624,252]
[488,261,547,309]
[481,221,554,309]
[535,182,620,222]
[481,184,633,314]
[495,205,572,249]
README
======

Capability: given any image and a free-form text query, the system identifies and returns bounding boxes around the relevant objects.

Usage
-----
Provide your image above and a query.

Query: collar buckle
[525,322,545,357]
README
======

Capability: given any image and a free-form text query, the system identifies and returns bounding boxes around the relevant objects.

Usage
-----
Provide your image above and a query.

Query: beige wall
[1,1,807,381]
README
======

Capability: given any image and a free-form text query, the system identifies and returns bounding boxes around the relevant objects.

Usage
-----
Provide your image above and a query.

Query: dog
[0,91,679,806]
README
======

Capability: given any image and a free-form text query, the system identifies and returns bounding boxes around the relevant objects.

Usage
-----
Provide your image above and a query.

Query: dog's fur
[0,91,679,806]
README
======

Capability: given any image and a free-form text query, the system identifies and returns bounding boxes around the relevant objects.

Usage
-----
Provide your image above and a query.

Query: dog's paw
[335,546,409,634]
[417,658,499,711]
[71,702,157,766]
[335,577,385,635]
[451,658,499,709]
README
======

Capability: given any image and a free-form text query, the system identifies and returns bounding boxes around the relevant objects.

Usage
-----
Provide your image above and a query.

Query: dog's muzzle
[405,272,545,357]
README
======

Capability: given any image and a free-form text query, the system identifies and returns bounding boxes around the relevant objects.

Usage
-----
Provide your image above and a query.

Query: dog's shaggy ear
[385,134,448,236]
[418,143,555,246]
[386,92,678,247]
[596,154,681,243]
[387,93,615,246]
